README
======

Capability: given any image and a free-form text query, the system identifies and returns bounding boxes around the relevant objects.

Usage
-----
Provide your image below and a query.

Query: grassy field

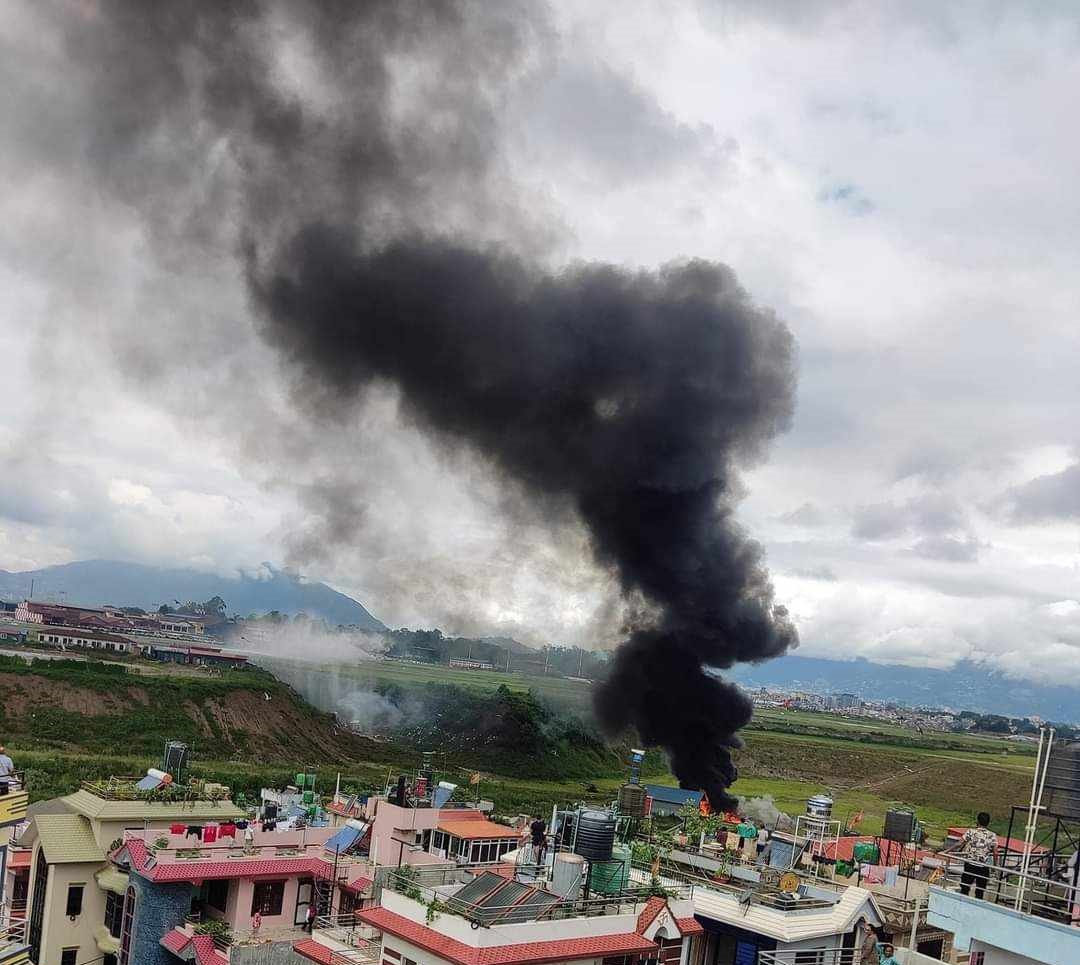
[3,651,1038,844]
[258,655,597,713]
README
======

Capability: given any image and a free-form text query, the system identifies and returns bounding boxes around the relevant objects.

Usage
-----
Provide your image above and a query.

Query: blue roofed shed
[643,784,704,816]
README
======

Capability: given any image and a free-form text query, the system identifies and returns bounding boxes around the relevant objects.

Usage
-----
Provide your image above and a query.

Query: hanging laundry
[203,825,218,843]
[235,819,249,830]
[220,823,237,838]
[170,823,186,835]
[186,825,204,839]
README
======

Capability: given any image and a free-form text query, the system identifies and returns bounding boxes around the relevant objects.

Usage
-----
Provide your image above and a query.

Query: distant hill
[0,559,385,631]
[729,654,1080,723]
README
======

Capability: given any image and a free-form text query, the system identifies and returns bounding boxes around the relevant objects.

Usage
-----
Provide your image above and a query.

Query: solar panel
[499,888,561,923]
[445,871,505,914]
[324,825,361,855]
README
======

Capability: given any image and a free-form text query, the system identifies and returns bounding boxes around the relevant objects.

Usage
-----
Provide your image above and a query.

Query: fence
[933,857,1080,925]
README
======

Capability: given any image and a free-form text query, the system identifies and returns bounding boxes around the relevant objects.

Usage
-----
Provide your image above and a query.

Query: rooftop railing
[80,777,230,802]
[311,914,381,963]
[645,855,837,911]
[383,865,692,928]
[0,904,27,949]
[932,857,1080,926]
[758,948,858,965]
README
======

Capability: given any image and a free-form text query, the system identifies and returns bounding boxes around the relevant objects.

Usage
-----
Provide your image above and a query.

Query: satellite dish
[779,872,800,894]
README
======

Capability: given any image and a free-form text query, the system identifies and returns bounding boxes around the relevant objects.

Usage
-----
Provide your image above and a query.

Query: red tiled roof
[358,907,658,965]
[437,819,520,840]
[822,836,925,864]
[343,876,374,895]
[636,897,665,934]
[294,939,335,964]
[160,929,227,965]
[123,837,335,883]
[635,898,703,937]
[161,928,189,953]
[191,934,228,965]
[947,828,1046,854]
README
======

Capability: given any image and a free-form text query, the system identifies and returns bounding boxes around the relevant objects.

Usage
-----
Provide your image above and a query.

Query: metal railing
[383,866,691,927]
[644,855,836,912]
[933,857,1080,926]
[758,947,858,965]
[0,907,27,948]
[310,915,380,964]
[0,770,26,794]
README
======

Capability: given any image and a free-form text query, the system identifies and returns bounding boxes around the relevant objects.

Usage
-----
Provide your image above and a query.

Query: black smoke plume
[60,0,798,805]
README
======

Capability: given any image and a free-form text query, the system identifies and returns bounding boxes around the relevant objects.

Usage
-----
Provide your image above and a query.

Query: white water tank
[552,852,585,900]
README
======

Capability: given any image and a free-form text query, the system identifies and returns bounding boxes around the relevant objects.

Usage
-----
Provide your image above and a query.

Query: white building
[297,870,703,965]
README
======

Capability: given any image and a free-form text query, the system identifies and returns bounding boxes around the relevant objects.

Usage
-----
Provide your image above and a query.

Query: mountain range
[728,654,1080,723]
[0,559,385,631]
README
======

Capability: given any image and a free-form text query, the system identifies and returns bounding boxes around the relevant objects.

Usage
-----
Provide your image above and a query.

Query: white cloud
[2,1,1080,691]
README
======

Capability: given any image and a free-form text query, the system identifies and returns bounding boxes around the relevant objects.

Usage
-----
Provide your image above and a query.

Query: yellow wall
[26,848,106,965]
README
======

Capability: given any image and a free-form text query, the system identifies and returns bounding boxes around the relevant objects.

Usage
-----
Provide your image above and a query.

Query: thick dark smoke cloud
[61,0,798,805]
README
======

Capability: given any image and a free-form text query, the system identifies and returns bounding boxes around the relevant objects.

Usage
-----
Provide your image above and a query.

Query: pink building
[108,823,376,964]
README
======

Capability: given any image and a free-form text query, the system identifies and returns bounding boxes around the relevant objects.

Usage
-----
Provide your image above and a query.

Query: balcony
[927,859,1080,965]
[306,914,381,964]
[0,904,29,965]
[382,863,694,927]
[0,772,28,827]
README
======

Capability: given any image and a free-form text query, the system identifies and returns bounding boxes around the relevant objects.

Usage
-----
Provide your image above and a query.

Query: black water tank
[883,809,916,843]
[573,809,616,862]
[1045,741,1080,819]
[618,784,647,818]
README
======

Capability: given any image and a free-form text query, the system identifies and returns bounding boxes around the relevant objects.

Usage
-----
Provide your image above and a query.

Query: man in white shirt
[0,745,16,793]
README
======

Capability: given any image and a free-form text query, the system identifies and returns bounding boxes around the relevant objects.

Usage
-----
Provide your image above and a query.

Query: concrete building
[19,781,244,965]
[31,627,137,655]
[641,786,704,818]
[927,858,1080,965]
[113,823,376,965]
[297,868,702,965]
[0,770,30,965]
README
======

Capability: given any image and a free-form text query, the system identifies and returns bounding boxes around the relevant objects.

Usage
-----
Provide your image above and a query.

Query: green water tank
[303,790,315,804]
[589,843,631,895]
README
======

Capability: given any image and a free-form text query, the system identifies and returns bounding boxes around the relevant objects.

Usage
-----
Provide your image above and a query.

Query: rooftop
[437,819,520,841]
[65,784,245,819]
[23,813,106,864]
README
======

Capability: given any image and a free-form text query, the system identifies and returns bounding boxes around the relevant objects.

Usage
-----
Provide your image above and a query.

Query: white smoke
[738,794,794,831]
[235,618,411,733]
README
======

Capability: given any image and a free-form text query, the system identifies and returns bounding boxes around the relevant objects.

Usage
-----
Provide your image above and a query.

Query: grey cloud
[851,493,966,541]
[778,502,826,527]
[1003,462,1080,522]
[516,56,733,183]
[851,502,908,540]
[911,535,983,563]
[791,565,838,581]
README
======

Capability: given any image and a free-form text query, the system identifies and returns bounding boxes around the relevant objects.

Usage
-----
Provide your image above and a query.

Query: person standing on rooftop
[942,811,998,900]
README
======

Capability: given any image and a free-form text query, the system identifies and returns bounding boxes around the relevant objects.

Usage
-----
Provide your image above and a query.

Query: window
[104,891,124,938]
[66,884,85,917]
[118,886,136,965]
[969,955,985,965]
[251,880,285,916]
[61,950,79,965]
[206,879,230,913]
[29,848,49,963]
[103,956,117,965]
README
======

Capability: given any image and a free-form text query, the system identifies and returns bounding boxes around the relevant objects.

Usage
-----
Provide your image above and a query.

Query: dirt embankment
[0,669,390,764]
[0,672,139,717]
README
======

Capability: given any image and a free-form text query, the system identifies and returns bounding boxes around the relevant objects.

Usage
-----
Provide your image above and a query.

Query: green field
[258,655,597,713]
[4,651,1039,845]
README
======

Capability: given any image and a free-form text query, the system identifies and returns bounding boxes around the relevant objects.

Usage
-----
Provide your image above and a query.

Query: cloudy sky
[2,1,1080,686]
